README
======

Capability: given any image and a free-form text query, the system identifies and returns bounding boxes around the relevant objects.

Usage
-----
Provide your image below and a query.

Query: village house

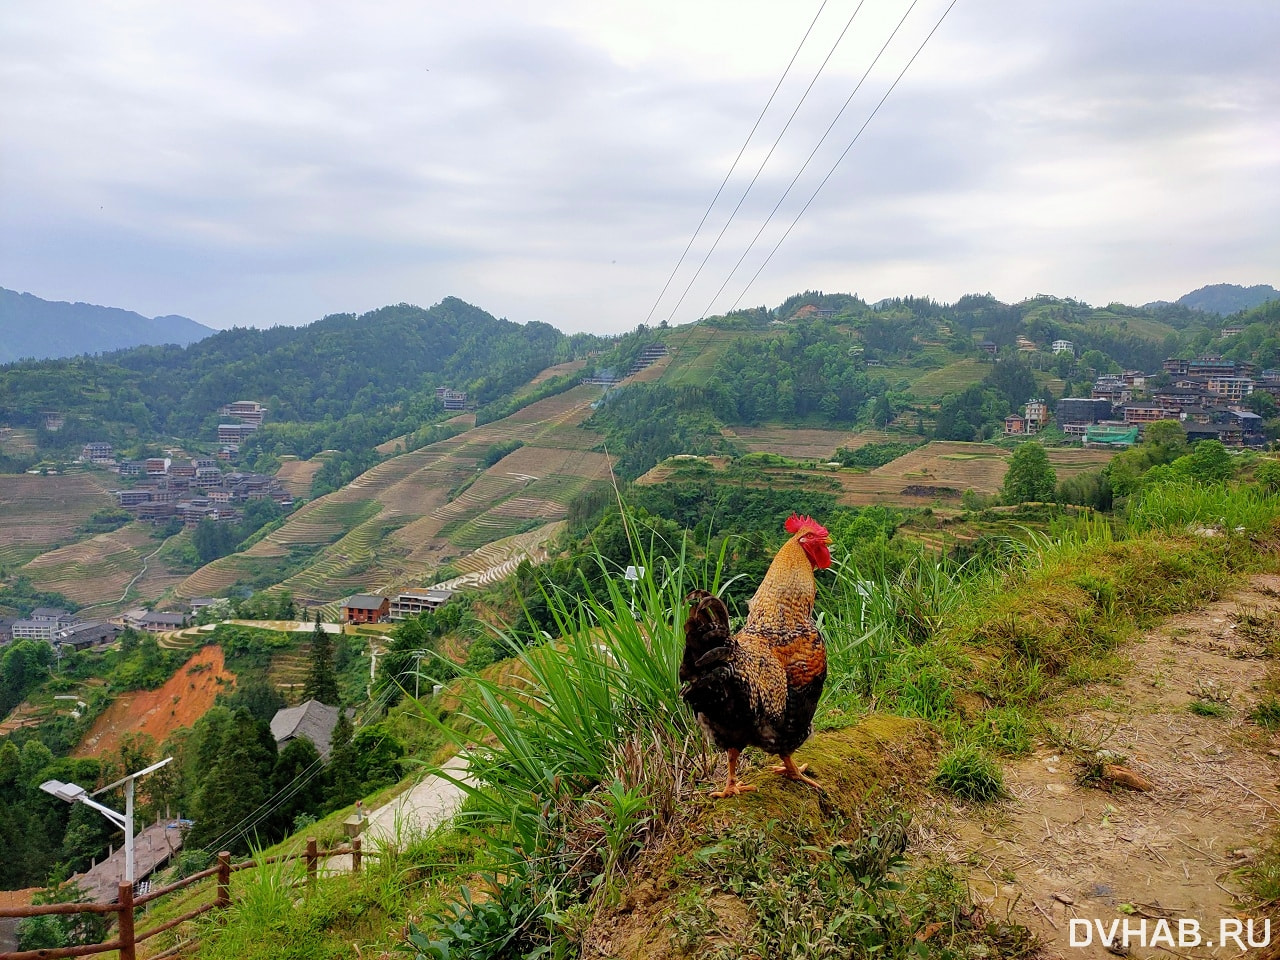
[218,400,267,426]
[1205,375,1255,401]
[1023,399,1048,431]
[217,422,257,445]
[122,609,187,632]
[11,608,75,642]
[270,700,356,761]
[341,594,390,624]
[1092,375,1132,405]
[1051,339,1074,355]
[54,620,122,654]
[1120,401,1181,424]
[1162,356,1254,378]
[388,589,454,620]
[435,386,468,410]
[1003,414,1027,436]
[80,442,114,464]
[1056,397,1114,425]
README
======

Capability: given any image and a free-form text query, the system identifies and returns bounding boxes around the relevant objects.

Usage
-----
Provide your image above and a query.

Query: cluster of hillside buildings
[1003,355,1271,447]
[76,400,269,473]
[104,457,292,526]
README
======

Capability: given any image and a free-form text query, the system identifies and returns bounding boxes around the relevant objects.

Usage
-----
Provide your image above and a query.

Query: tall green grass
[1128,478,1280,535]
[412,523,718,956]
[404,481,1276,956]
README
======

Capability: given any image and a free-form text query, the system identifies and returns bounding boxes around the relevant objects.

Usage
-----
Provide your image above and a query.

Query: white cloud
[1,0,1276,334]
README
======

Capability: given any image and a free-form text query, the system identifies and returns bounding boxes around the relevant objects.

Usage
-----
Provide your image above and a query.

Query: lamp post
[40,756,173,886]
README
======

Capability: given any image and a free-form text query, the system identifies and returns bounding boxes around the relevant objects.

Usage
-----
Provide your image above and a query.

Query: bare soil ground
[924,573,1280,959]
[73,645,234,758]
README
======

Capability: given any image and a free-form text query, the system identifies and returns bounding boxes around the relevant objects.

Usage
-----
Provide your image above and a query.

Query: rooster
[680,513,832,797]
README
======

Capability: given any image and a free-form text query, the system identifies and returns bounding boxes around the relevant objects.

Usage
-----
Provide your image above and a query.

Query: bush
[934,744,1006,802]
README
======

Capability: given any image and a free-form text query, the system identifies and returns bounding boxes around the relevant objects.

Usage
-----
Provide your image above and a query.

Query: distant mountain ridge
[1144,283,1279,316]
[0,287,214,364]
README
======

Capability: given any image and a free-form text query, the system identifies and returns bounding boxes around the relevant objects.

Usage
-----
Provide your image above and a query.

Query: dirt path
[928,573,1280,959]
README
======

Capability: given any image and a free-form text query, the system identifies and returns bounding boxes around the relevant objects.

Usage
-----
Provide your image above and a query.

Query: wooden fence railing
[0,837,366,960]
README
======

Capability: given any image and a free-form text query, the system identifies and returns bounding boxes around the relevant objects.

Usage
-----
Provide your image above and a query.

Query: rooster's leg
[710,748,756,798]
[771,755,822,790]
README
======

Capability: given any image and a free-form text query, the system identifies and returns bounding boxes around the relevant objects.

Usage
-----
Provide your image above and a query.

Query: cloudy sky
[2,1,1276,335]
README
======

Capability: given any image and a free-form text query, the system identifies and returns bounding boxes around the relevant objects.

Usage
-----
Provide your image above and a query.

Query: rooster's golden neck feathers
[743,515,830,631]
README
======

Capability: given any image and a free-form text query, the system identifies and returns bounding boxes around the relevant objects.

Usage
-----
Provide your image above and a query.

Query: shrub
[934,744,1006,802]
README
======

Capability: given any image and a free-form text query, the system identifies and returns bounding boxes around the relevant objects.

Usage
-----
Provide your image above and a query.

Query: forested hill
[1175,283,1280,316]
[0,287,213,363]
[0,298,597,457]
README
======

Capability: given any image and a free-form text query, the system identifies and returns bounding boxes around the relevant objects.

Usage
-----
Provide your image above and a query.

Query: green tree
[984,358,1037,411]
[1173,440,1234,484]
[188,709,278,854]
[222,677,286,724]
[324,710,360,810]
[1,639,55,715]
[303,613,340,705]
[270,737,324,835]
[870,394,895,429]
[1002,442,1057,504]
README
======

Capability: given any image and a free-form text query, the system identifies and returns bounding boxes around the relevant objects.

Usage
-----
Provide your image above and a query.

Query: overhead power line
[728,0,961,314]
[698,0,922,319]
[639,0,832,328]
[663,0,870,325]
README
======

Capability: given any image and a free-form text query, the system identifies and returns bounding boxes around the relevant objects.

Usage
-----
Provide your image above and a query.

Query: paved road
[324,754,472,874]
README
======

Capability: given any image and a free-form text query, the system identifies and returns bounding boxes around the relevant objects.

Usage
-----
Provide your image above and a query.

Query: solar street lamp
[40,756,173,885]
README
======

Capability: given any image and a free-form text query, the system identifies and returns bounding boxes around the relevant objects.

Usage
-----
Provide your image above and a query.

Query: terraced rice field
[907,358,989,399]
[1044,447,1120,475]
[268,648,312,701]
[659,325,751,387]
[19,523,158,605]
[728,426,861,460]
[174,383,613,604]
[832,442,1115,505]
[525,359,587,386]
[432,522,564,591]
[274,454,330,498]
[0,427,37,456]
[0,471,117,566]
[375,414,474,455]
[638,440,1117,510]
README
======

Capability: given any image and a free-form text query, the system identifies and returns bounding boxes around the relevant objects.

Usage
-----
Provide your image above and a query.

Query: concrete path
[323,754,472,874]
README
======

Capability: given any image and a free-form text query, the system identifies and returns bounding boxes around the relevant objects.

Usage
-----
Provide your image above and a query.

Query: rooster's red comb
[785,513,828,538]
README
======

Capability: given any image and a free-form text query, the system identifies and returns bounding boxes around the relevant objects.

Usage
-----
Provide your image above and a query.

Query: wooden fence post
[117,881,136,960]
[352,837,362,875]
[306,837,318,884]
[216,851,232,908]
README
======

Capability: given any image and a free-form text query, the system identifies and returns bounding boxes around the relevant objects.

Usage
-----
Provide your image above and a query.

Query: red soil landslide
[73,645,235,758]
